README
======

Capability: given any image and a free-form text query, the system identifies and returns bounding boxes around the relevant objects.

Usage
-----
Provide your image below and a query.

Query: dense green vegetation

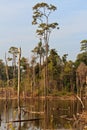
[0,42,87,96]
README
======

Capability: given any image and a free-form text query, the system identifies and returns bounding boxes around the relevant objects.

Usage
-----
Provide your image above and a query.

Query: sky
[0,0,87,62]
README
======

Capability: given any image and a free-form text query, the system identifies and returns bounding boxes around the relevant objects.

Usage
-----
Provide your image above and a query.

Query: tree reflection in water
[0,98,87,130]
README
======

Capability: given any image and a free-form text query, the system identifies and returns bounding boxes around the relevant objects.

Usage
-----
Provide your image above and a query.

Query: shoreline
[0,94,77,100]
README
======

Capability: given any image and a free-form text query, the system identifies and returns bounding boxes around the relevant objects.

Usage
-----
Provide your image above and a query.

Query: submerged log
[29,111,44,114]
[9,118,43,123]
[22,109,44,115]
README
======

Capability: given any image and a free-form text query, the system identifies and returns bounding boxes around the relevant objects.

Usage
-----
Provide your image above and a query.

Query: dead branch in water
[76,95,84,109]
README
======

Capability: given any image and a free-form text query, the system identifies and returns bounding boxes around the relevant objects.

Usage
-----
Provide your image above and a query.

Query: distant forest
[0,39,87,97]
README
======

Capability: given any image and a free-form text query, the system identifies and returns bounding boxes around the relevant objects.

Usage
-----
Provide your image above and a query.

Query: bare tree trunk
[33,65,36,88]
[5,53,9,87]
[18,48,21,129]
[18,48,21,105]
[13,54,16,87]
[45,43,48,96]
[76,73,79,96]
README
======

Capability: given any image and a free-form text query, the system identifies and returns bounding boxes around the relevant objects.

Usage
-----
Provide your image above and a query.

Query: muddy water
[0,98,85,130]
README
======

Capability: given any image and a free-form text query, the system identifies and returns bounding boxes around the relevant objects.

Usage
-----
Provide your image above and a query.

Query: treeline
[0,40,87,96]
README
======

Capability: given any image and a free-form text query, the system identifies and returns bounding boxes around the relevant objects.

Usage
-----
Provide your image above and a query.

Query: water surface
[0,98,85,130]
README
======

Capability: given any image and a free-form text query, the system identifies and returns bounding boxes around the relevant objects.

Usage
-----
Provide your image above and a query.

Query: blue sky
[0,0,87,61]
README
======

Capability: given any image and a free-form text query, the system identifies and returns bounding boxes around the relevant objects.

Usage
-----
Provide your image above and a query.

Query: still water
[0,98,86,130]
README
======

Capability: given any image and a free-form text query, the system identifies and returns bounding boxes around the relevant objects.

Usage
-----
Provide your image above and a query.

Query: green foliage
[0,59,6,81]
[0,46,77,95]
[8,46,18,55]
[20,57,29,70]
[62,54,68,64]
[48,49,61,80]
[63,61,73,74]
[75,52,87,67]
[80,39,87,52]
[32,2,59,40]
